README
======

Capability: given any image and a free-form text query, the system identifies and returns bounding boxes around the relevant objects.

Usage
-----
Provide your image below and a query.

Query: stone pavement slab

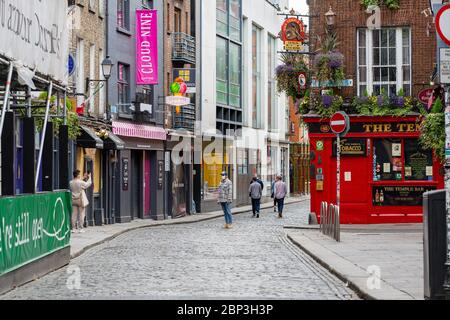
[70,196,309,259]
[286,226,423,300]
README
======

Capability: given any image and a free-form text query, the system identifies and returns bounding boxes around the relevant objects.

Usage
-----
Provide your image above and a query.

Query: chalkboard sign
[404,139,433,181]
[372,185,437,206]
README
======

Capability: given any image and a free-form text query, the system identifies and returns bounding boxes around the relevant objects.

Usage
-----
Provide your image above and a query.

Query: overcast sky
[289,0,309,14]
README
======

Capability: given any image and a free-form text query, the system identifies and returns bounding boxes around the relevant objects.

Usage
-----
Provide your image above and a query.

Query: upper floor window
[217,0,241,42]
[357,28,411,97]
[142,0,152,9]
[118,63,130,105]
[117,0,130,30]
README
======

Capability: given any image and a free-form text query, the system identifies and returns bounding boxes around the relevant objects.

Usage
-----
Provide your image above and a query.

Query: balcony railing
[172,103,196,132]
[172,32,196,65]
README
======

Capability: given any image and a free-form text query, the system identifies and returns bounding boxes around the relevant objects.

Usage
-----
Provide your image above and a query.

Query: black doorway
[130,150,143,220]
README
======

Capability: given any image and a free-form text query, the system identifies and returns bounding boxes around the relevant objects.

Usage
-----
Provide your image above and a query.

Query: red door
[144,151,151,217]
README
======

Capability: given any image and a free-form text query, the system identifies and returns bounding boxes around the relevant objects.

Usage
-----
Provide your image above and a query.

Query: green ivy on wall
[361,0,400,10]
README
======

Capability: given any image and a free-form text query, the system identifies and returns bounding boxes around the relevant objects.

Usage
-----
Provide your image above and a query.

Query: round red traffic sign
[436,4,450,46]
[330,111,350,135]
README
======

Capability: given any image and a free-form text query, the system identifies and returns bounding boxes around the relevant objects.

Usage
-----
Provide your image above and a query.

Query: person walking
[249,174,264,190]
[70,170,92,233]
[249,177,262,218]
[218,171,233,229]
[274,175,287,218]
[271,178,277,212]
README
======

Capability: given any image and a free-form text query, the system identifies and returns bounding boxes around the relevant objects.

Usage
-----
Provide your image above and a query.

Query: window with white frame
[357,28,411,97]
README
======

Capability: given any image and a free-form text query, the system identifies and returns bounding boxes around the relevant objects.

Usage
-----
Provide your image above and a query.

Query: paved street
[1,203,357,300]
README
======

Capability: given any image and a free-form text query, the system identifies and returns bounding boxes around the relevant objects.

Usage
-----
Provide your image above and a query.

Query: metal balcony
[172,32,196,65]
[172,104,196,132]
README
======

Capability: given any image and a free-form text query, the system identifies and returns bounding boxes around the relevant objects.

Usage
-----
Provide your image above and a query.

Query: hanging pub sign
[418,88,435,105]
[281,18,307,51]
[309,122,421,134]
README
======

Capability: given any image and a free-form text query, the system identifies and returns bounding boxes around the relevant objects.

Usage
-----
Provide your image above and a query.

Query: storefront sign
[281,18,307,52]
[309,122,421,134]
[332,138,367,156]
[158,160,164,190]
[372,186,437,206]
[173,68,196,93]
[440,48,450,84]
[122,158,129,191]
[165,96,191,106]
[136,10,158,85]
[0,0,69,83]
[0,192,71,276]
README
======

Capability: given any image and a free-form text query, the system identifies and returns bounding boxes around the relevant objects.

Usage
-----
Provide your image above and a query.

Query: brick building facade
[68,0,107,117]
[307,0,437,98]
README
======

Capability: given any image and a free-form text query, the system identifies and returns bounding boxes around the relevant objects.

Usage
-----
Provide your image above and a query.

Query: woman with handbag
[70,170,92,233]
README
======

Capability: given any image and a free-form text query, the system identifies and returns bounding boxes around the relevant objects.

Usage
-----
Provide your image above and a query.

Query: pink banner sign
[136,10,158,85]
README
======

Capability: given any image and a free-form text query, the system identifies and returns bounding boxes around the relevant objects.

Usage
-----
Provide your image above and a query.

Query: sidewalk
[70,196,309,259]
[286,224,424,300]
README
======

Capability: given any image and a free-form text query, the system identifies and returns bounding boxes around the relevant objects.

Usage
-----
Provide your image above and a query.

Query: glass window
[117,0,130,30]
[404,139,433,181]
[229,0,241,42]
[216,0,228,36]
[118,63,130,106]
[357,27,411,96]
[252,25,261,129]
[268,35,277,131]
[229,42,241,107]
[216,37,228,105]
[373,139,402,181]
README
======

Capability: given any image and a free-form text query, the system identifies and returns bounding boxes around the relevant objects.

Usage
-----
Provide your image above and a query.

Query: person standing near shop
[70,170,92,233]
[274,175,287,218]
[218,171,233,229]
[271,178,277,212]
[249,177,263,218]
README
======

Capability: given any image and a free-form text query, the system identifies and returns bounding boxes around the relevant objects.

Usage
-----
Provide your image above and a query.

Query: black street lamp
[86,56,114,92]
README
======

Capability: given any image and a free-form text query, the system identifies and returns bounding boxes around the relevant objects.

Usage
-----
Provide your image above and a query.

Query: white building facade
[198,0,290,209]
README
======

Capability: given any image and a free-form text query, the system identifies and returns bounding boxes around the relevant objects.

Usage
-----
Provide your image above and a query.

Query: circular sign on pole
[68,54,75,77]
[330,111,350,136]
[299,72,307,90]
[436,4,450,46]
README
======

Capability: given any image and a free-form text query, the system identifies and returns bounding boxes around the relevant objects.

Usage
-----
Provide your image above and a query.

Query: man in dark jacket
[249,177,263,218]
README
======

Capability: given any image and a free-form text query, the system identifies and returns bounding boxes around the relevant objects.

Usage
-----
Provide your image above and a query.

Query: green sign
[316,141,324,151]
[0,192,72,276]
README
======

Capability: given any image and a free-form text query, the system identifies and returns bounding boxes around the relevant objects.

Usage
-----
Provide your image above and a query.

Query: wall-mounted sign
[440,48,450,84]
[173,68,196,93]
[68,54,76,77]
[158,160,164,189]
[136,10,159,85]
[165,96,191,106]
[122,158,129,191]
[281,18,307,51]
[372,186,437,206]
[0,0,69,83]
[311,79,353,88]
[332,138,367,156]
[316,140,324,151]
[299,72,307,90]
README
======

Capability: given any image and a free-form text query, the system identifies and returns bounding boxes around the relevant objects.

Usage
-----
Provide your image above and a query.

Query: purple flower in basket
[377,95,384,106]
[314,53,326,67]
[328,52,344,68]
[322,95,334,108]
[396,96,405,107]
[358,96,369,104]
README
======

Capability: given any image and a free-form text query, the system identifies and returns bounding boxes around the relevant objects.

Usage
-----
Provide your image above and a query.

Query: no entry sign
[330,111,350,136]
[436,4,450,46]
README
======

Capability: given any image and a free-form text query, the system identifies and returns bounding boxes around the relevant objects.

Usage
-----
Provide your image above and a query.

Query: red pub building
[305,0,445,224]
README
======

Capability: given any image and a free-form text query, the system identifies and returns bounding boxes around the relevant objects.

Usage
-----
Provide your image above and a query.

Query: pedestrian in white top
[69,170,92,233]
[274,175,287,218]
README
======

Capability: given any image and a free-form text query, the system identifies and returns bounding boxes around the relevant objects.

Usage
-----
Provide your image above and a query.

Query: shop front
[112,121,167,222]
[304,115,444,224]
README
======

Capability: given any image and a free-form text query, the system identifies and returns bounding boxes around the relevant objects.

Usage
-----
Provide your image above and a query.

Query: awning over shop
[103,132,125,150]
[77,126,104,149]
[112,121,167,141]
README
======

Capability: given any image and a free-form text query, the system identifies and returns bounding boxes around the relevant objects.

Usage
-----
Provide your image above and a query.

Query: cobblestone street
[1,203,358,300]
